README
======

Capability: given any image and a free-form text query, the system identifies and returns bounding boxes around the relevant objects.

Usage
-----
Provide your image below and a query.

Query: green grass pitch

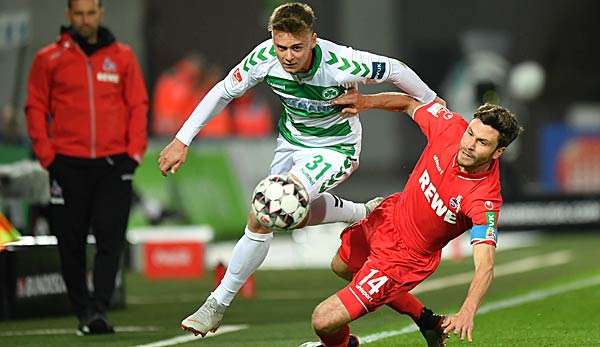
[1,233,600,346]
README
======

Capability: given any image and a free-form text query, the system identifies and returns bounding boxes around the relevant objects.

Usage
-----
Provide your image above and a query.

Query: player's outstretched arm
[442,243,495,342]
[158,138,188,176]
[157,80,234,176]
[157,40,270,177]
[333,89,422,117]
[349,47,439,104]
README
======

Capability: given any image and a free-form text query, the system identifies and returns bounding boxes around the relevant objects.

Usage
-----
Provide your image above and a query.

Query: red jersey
[393,101,502,255]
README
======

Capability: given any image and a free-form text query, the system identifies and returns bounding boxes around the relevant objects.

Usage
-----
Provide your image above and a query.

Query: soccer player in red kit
[304,90,523,347]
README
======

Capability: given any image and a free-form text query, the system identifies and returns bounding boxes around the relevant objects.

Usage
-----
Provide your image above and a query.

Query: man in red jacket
[25,0,147,335]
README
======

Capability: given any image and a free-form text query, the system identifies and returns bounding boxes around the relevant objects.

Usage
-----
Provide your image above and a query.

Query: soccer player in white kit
[158,2,443,336]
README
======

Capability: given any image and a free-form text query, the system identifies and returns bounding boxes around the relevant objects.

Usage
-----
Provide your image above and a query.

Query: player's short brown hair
[68,0,102,8]
[268,2,315,35]
[474,103,523,148]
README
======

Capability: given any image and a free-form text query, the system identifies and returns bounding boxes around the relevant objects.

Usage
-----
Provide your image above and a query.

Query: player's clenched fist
[158,138,188,177]
[434,96,447,107]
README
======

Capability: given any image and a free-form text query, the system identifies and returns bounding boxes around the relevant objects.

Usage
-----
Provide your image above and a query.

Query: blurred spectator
[152,54,206,135]
[197,64,233,137]
[24,0,147,335]
[152,55,232,137]
[230,90,273,138]
[152,55,274,138]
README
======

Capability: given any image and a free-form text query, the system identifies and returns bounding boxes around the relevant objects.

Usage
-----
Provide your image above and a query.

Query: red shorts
[336,194,441,319]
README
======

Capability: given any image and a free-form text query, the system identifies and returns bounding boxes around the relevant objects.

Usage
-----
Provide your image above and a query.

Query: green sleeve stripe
[361,63,370,77]
[325,51,338,65]
[325,50,371,77]
[256,47,268,61]
[339,57,351,71]
[248,52,258,66]
[351,61,362,75]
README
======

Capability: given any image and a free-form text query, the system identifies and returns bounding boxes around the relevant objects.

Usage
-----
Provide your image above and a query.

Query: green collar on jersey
[294,44,322,81]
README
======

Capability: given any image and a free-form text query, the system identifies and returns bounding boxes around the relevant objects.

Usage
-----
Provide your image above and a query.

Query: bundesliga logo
[232,68,243,85]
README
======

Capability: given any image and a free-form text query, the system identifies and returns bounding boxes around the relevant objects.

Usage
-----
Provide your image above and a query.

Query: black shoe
[77,313,115,335]
[417,308,447,347]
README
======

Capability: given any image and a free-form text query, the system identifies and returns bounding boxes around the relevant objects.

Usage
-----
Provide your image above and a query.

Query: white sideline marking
[128,291,328,304]
[0,325,160,337]
[207,229,538,270]
[128,251,572,305]
[133,324,248,347]
[358,274,600,344]
[413,250,572,294]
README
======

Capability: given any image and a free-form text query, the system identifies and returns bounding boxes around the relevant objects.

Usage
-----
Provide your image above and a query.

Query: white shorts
[269,138,360,202]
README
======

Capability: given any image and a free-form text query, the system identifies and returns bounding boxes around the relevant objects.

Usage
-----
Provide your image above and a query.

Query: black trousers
[48,153,136,319]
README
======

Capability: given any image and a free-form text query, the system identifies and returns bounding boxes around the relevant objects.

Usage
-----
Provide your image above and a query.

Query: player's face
[457,118,505,173]
[272,30,317,74]
[66,0,103,42]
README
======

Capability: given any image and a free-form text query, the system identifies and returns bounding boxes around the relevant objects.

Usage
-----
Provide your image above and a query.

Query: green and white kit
[176,38,436,201]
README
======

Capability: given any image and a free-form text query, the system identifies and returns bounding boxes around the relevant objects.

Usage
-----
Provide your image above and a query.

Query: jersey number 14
[358,269,389,295]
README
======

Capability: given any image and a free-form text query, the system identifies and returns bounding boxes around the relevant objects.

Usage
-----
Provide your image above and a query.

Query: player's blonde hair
[268,2,315,35]
[474,104,524,148]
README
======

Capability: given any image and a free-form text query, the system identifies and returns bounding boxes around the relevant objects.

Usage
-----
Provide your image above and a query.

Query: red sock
[387,292,424,322]
[318,324,350,347]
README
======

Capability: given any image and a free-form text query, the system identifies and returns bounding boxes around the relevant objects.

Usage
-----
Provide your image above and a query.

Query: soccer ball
[251,175,309,230]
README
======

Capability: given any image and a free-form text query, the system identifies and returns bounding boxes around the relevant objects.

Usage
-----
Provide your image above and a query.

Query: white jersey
[176,37,436,159]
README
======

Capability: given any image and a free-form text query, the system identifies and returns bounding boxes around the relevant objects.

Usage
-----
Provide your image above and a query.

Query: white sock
[210,227,273,306]
[307,192,367,226]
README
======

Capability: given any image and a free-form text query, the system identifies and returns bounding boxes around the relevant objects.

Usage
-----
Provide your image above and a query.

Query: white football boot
[181,297,227,336]
[365,196,384,216]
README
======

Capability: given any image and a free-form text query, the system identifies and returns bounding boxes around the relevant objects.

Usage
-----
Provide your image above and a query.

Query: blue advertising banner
[539,124,600,192]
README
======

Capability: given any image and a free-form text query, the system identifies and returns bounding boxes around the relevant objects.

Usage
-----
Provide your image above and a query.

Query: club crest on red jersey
[102,57,117,72]
[449,195,463,213]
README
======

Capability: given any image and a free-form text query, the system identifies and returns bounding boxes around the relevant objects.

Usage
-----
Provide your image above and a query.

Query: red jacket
[25,31,148,167]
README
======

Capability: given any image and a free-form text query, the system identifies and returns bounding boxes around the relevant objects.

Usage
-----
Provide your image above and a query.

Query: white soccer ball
[251,175,309,230]
[508,61,546,101]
